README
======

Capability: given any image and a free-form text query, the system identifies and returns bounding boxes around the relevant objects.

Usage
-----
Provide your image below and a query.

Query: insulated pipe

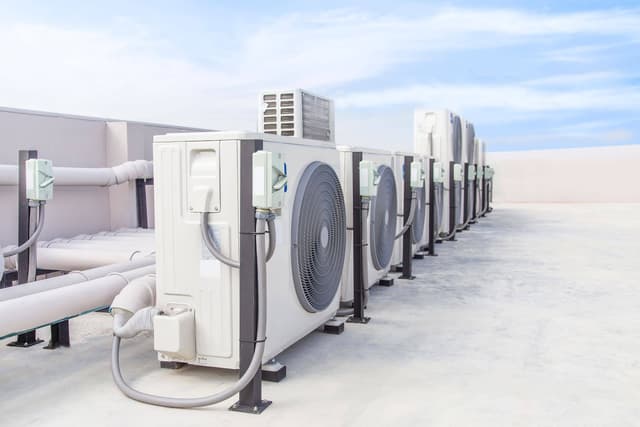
[111,216,269,408]
[0,257,155,302]
[39,240,155,252]
[0,160,153,187]
[3,248,153,271]
[0,265,155,339]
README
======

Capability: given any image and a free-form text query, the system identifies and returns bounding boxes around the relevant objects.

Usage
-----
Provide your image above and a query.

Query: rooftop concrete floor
[1,204,639,426]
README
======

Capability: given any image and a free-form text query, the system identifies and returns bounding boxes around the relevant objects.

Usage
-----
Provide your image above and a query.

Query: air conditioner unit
[337,146,397,304]
[413,109,463,239]
[259,89,335,142]
[390,152,427,269]
[152,131,347,369]
[460,119,476,227]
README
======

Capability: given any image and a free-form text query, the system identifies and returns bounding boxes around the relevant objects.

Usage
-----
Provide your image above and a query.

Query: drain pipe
[0,160,153,187]
[0,265,155,339]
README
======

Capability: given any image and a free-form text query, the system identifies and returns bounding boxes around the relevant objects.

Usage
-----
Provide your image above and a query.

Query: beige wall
[0,107,205,245]
[488,145,640,203]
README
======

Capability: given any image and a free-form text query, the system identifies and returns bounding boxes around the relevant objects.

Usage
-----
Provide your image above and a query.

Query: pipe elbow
[111,274,156,316]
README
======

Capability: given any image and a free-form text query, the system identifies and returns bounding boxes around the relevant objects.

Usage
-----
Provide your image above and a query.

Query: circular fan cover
[291,161,347,313]
[412,185,426,243]
[370,165,397,270]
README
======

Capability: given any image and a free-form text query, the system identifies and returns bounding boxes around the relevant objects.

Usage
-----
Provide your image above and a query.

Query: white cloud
[0,6,638,131]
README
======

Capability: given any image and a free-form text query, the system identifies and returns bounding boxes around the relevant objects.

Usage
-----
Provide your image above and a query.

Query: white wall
[488,145,640,203]
[0,107,205,245]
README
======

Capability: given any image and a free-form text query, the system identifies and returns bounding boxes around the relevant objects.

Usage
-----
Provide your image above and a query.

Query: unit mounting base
[413,253,425,260]
[323,318,345,335]
[229,399,272,415]
[160,361,186,370]
[347,315,371,324]
[399,274,416,280]
[262,360,286,383]
[378,277,394,287]
[390,264,403,273]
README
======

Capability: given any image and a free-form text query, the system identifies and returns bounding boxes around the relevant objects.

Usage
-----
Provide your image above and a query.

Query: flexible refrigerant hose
[111,213,270,409]
[2,203,46,258]
[394,191,417,240]
[201,212,275,267]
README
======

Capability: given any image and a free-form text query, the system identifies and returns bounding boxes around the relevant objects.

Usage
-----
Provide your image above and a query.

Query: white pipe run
[0,258,155,302]
[0,266,155,339]
[3,248,154,271]
[39,240,155,252]
[0,160,153,187]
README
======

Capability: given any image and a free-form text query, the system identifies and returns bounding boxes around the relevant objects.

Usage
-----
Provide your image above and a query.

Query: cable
[111,214,270,409]
[200,212,240,268]
[394,191,417,240]
[3,203,46,258]
[266,217,275,262]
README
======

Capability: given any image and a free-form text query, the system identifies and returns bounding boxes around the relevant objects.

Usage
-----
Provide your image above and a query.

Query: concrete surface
[1,204,639,426]
[488,145,640,203]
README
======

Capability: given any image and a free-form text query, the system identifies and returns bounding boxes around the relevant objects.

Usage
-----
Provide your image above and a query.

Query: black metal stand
[470,163,478,224]
[44,321,70,349]
[135,178,154,229]
[480,171,487,218]
[7,150,43,348]
[230,139,271,415]
[446,161,457,241]
[400,155,415,280]
[426,158,437,256]
[461,163,470,230]
[347,151,370,325]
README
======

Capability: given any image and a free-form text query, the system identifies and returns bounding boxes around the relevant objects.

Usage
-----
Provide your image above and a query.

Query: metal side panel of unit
[153,139,239,370]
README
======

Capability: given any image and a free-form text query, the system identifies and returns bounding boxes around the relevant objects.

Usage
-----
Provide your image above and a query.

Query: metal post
[447,161,457,241]
[462,162,470,230]
[426,158,436,256]
[230,140,271,414]
[470,163,478,223]
[135,178,149,229]
[348,151,370,324]
[8,150,43,347]
[480,168,487,218]
[400,156,415,280]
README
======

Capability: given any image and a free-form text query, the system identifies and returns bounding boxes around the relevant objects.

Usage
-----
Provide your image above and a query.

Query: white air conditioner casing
[259,89,335,142]
[153,131,346,369]
[460,120,476,225]
[413,109,463,237]
[391,152,427,267]
[474,138,487,217]
[337,146,396,304]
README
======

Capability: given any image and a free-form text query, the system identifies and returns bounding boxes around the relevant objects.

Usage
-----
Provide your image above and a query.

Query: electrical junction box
[410,161,425,188]
[252,150,286,210]
[485,167,494,179]
[25,158,54,201]
[154,307,196,361]
[432,161,445,183]
[468,165,476,181]
[359,160,377,197]
[453,163,463,182]
[477,166,484,179]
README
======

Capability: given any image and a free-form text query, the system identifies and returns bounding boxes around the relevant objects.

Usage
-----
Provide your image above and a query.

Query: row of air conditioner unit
[110,91,495,412]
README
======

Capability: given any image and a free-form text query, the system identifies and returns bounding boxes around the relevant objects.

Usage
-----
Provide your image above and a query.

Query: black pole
[470,163,478,223]
[135,178,149,229]
[348,151,370,324]
[426,158,437,256]
[400,156,415,280]
[8,150,43,347]
[462,162,470,230]
[447,161,457,241]
[480,168,487,218]
[230,139,271,414]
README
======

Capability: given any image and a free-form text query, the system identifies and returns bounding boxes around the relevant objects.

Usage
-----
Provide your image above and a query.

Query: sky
[0,1,638,152]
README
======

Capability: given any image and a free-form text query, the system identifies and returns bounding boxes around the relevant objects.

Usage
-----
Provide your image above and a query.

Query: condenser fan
[291,161,347,313]
[369,165,397,270]
[412,185,426,244]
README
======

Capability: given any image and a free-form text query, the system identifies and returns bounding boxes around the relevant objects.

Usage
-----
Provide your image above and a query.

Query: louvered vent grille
[260,90,334,141]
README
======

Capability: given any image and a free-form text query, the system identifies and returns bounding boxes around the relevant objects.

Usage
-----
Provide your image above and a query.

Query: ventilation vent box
[259,89,335,143]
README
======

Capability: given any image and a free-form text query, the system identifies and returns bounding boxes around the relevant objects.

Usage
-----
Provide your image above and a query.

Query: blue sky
[1,1,638,152]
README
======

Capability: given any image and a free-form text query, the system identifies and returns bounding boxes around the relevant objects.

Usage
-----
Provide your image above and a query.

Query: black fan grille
[370,165,397,270]
[291,162,347,313]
